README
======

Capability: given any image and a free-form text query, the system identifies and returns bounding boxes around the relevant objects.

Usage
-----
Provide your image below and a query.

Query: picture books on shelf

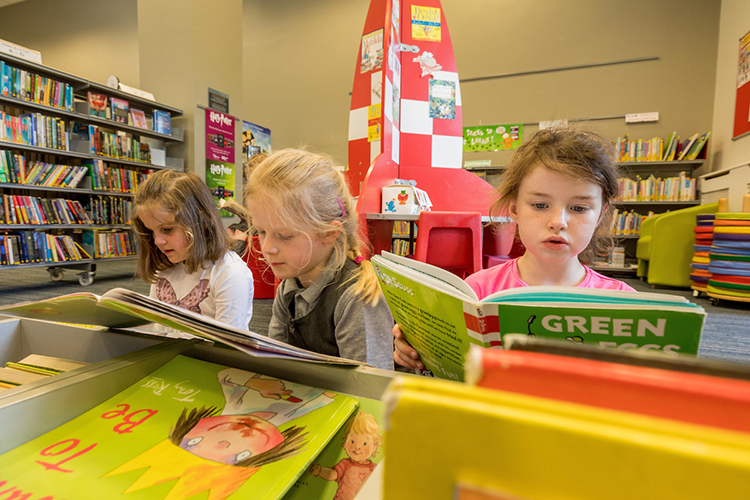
[371,251,706,381]
[0,355,359,500]
[153,109,171,135]
[110,97,130,124]
[87,91,108,118]
[0,288,363,366]
[130,108,148,129]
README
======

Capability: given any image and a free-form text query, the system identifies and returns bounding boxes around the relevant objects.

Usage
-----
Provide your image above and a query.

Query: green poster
[463,124,523,152]
[206,159,236,217]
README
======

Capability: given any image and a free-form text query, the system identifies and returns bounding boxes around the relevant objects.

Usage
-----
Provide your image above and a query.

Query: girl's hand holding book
[393,324,424,371]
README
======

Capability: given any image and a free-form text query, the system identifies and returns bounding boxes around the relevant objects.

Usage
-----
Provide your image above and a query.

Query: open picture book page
[0,355,359,500]
[0,288,363,366]
[371,252,706,382]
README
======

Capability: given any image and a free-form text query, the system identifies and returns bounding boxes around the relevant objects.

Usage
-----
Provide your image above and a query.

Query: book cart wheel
[709,297,720,307]
[48,268,64,282]
[78,272,94,286]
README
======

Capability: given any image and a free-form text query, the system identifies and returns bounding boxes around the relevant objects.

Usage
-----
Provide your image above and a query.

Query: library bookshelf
[0,52,183,285]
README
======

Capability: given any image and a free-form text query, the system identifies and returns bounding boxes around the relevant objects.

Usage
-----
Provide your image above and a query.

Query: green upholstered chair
[636,203,718,288]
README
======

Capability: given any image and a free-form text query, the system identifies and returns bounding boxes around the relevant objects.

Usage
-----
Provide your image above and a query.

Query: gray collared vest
[286,259,359,356]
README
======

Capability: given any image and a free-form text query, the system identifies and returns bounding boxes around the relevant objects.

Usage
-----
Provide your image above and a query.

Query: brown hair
[132,170,232,283]
[169,406,308,468]
[244,149,381,305]
[491,128,621,263]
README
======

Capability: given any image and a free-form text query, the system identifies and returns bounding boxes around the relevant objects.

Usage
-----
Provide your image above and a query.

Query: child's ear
[509,198,519,220]
[324,221,342,245]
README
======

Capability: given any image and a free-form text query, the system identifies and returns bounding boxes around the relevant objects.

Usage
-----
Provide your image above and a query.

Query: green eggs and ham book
[0,355,358,499]
[371,251,706,382]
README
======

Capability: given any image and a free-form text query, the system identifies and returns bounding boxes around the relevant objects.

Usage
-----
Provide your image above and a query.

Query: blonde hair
[491,128,621,264]
[244,149,382,305]
[132,170,232,283]
[343,411,382,454]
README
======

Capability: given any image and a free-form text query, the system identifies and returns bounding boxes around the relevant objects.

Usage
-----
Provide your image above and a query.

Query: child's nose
[548,208,568,230]
[260,236,277,254]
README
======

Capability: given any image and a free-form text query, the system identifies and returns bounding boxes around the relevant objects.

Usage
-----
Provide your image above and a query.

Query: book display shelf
[0,53,184,285]
[595,158,704,274]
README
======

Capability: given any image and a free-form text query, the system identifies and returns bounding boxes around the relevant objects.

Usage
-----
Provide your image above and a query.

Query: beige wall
[242,0,720,173]
[709,0,750,173]
[0,0,724,176]
[0,0,139,86]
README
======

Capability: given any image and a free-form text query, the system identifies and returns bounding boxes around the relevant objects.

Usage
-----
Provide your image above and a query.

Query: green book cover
[283,396,385,500]
[372,252,706,382]
[0,355,358,500]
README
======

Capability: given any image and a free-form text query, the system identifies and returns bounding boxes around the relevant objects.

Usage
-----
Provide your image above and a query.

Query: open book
[0,355,359,499]
[0,288,361,366]
[371,252,706,381]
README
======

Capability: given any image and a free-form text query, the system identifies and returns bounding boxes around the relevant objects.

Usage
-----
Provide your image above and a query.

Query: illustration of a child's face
[180,414,283,465]
[344,431,377,464]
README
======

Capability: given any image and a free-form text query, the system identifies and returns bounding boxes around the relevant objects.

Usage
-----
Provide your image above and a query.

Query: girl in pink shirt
[394,128,635,370]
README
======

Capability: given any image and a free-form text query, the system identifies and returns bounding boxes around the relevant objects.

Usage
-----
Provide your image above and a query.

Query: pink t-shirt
[466,258,636,300]
[332,458,377,500]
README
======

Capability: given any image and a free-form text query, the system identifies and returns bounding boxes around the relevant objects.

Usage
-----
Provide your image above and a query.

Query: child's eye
[571,206,589,213]
[186,436,203,446]
[278,234,294,241]
[532,203,547,210]
[162,227,173,234]
[235,450,252,462]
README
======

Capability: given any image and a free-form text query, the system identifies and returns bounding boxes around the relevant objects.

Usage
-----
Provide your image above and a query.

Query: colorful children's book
[110,97,130,124]
[130,108,148,129]
[153,109,171,135]
[685,131,711,160]
[87,91,108,118]
[381,375,750,500]
[371,251,706,381]
[284,396,385,500]
[0,288,363,366]
[0,355,358,499]
[464,343,750,433]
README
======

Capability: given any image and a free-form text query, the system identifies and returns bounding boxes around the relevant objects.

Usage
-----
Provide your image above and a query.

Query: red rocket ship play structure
[347,0,496,257]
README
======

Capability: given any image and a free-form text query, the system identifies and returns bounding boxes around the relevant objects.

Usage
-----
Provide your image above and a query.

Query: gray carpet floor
[0,260,748,363]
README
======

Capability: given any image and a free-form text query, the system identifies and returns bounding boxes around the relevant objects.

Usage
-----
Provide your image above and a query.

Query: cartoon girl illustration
[309,411,382,500]
[105,368,338,500]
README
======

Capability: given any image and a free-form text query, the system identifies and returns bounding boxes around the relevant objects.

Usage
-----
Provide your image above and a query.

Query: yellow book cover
[382,376,750,500]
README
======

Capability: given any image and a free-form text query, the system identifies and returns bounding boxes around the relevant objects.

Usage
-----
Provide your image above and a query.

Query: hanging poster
[242,121,271,163]
[733,30,750,139]
[205,108,236,216]
[429,79,455,120]
[411,5,441,42]
[463,124,523,152]
[361,29,384,74]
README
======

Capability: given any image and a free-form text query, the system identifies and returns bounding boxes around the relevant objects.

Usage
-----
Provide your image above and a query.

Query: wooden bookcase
[0,52,183,285]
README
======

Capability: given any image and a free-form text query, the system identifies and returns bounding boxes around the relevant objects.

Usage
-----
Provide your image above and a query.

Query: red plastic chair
[243,236,277,299]
[482,221,517,269]
[414,211,482,279]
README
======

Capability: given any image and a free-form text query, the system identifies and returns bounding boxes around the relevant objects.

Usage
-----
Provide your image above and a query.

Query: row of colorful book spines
[391,238,411,256]
[616,177,696,202]
[84,230,135,258]
[89,129,151,162]
[0,61,74,111]
[87,164,151,192]
[89,197,133,225]
[2,195,90,225]
[616,137,665,162]
[392,221,417,237]
[0,232,86,266]
[0,110,68,150]
[610,211,653,236]
[0,158,87,188]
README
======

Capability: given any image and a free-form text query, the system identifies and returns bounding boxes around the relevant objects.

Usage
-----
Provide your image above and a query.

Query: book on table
[371,251,706,381]
[0,354,359,500]
[0,288,363,366]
